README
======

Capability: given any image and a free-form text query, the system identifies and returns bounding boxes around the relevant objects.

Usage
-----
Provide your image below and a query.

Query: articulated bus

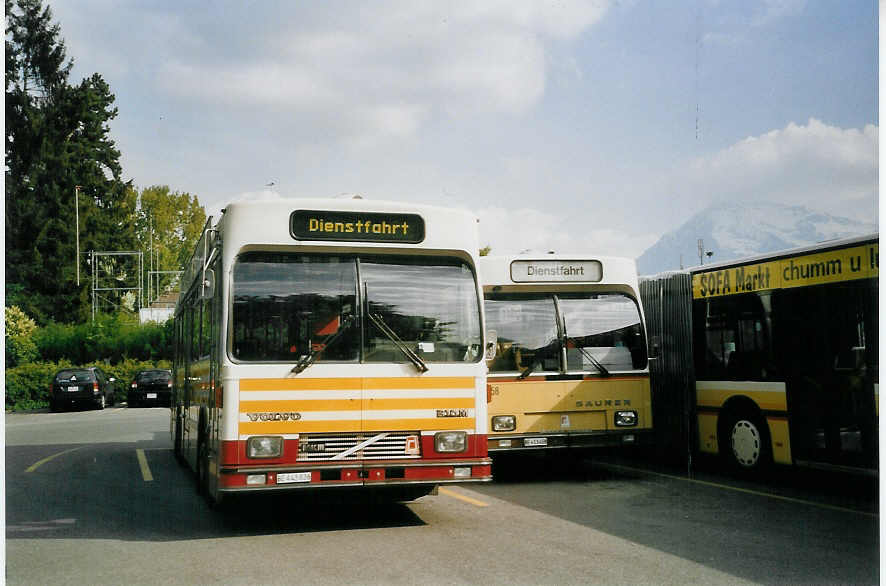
[641,234,878,474]
[480,255,653,457]
[172,198,493,506]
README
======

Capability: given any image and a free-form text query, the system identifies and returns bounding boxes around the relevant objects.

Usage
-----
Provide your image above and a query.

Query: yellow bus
[642,234,878,474]
[481,255,653,456]
[172,198,493,505]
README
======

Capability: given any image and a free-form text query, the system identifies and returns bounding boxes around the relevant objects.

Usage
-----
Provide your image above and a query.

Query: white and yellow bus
[642,234,879,474]
[171,198,493,505]
[481,255,653,456]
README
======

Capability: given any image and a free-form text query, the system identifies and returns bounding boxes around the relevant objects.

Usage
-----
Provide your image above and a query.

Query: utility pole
[75,185,81,285]
[149,214,154,304]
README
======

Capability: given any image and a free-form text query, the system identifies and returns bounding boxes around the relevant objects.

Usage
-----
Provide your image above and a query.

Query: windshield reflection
[485,292,647,373]
[232,253,481,364]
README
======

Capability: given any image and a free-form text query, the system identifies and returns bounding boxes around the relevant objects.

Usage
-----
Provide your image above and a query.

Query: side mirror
[201,268,215,300]
[484,330,498,361]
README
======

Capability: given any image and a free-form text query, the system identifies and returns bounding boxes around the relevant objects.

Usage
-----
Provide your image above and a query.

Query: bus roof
[217,197,479,253]
[178,197,481,300]
[479,254,640,290]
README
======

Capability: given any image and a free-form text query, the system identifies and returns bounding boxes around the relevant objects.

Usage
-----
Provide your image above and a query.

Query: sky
[47,0,878,258]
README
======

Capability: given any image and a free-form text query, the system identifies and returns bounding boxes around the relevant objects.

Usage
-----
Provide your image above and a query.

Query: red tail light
[93,381,99,391]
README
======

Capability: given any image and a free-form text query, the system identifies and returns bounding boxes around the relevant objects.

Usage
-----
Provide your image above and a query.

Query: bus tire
[719,409,771,473]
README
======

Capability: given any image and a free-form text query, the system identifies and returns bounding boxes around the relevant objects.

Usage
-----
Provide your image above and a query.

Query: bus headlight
[614,411,638,427]
[434,431,467,453]
[492,415,516,431]
[247,436,283,458]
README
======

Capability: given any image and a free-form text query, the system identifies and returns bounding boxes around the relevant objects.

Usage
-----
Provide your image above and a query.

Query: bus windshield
[232,253,482,364]
[484,295,560,374]
[558,293,647,371]
[485,292,647,373]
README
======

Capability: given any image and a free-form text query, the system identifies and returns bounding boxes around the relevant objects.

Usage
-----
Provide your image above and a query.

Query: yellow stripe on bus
[363,377,475,389]
[362,418,474,431]
[240,378,361,391]
[238,417,475,435]
[239,376,476,392]
[696,387,787,412]
[239,397,476,412]
[241,399,360,412]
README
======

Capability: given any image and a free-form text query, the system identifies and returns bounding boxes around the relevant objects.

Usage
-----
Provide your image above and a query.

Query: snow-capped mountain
[636,202,877,276]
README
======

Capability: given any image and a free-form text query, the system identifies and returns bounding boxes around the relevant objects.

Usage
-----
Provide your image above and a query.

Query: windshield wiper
[518,342,555,380]
[571,340,610,377]
[291,315,354,375]
[518,362,536,380]
[368,312,429,373]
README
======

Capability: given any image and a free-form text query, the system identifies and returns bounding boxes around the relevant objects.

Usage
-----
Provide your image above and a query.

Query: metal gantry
[147,270,183,305]
[90,251,144,321]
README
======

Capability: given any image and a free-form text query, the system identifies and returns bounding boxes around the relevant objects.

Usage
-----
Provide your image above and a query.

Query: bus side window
[697,295,772,381]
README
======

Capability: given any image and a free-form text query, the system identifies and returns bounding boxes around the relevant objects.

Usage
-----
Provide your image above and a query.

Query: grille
[297,432,420,461]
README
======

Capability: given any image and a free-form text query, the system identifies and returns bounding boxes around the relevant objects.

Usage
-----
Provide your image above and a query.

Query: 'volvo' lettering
[436,409,468,418]
[246,412,303,422]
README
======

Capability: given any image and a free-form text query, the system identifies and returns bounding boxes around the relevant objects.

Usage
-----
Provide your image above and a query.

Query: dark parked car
[49,367,116,412]
[128,369,173,407]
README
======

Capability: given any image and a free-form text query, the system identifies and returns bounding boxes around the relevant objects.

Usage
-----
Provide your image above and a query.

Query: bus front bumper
[217,458,493,492]
[488,429,653,452]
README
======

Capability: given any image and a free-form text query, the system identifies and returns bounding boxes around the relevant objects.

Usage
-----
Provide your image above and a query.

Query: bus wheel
[721,410,771,472]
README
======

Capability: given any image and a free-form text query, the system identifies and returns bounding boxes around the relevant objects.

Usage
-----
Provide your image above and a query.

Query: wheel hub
[731,420,761,467]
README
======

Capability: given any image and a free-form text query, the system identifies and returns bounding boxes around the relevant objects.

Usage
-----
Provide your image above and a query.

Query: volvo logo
[246,412,302,422]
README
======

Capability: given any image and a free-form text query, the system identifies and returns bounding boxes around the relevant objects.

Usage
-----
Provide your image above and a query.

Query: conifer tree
[6,0,136,323]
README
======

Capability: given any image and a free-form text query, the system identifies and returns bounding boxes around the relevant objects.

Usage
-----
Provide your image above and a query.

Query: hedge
[5,358,172,412]
[33,315,174,365]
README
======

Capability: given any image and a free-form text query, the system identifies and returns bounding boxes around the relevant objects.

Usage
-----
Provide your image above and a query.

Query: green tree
[5,305,38,367]
[135,185,206,301]
[5,0,136,323]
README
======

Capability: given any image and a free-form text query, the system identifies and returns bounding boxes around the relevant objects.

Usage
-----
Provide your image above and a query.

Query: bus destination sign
[510,260,602,283]
[290,210,425,243]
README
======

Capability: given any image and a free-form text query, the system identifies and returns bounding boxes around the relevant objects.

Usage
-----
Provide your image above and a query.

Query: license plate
[277,472,312,484]
[67,386,79,392]
[147,393,157,399]
[524,437,548,447]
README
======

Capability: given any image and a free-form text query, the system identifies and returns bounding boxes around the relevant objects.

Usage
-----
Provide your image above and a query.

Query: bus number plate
[524,437,548,447]
[277,472,312,484]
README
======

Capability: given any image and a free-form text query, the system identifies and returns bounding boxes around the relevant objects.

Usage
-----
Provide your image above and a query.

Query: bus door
[774,281,878,469]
